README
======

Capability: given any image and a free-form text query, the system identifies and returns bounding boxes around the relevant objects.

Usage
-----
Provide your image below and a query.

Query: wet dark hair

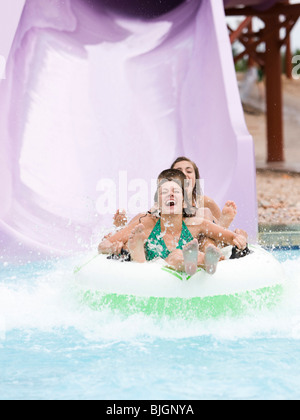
[152,169,195,218]
[153,169,185,202]
[158,168,186,186]
[170,157,202,207]
[139,169,195,223]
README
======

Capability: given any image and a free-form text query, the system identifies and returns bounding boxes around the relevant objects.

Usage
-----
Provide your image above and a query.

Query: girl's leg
[199,237,224,275]
[182,239,199,276]
[204,245,222,275]
[128,224,147,263]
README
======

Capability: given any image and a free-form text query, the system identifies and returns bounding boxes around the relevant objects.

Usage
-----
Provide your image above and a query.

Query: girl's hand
[113,210,127,228]
[232,234,247,250]
[111,241,124,255]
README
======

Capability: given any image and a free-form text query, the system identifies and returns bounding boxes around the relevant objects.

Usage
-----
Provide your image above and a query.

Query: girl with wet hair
[98,169,248,275]
[170,156,238,228]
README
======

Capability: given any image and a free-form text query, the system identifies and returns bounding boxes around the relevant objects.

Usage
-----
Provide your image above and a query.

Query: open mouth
[165,199,176,207]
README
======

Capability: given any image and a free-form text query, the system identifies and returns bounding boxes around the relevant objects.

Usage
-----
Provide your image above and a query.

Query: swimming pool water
[1,248,300,400]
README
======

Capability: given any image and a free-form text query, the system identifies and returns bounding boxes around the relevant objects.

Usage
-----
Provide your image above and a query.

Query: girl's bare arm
[98,223,139,254]
[195,220,247,249]
[204,196,222,221]
[98,215,155,254]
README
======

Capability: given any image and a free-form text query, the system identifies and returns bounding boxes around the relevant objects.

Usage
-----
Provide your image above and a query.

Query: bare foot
[204,245,222,275]
[219,201,237,228]
[183,239,199,276]
[128,224,147,263]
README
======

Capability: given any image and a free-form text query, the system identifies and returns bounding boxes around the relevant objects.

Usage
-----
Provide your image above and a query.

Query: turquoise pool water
[0,248,300,400]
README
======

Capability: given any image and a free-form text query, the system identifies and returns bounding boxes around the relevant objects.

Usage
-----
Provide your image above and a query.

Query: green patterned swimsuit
[145,219,194,261]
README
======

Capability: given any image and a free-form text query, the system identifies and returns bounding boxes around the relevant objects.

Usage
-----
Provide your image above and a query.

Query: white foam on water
[0,252,300,342]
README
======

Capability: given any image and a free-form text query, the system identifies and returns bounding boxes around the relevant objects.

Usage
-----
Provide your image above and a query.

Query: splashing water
[0,249,300,400]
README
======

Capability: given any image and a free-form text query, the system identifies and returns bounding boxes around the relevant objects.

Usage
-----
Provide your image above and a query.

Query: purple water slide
[0,0,270,259]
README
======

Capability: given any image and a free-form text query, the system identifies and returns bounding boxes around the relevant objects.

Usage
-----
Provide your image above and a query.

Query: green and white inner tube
[74,245,286,319]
